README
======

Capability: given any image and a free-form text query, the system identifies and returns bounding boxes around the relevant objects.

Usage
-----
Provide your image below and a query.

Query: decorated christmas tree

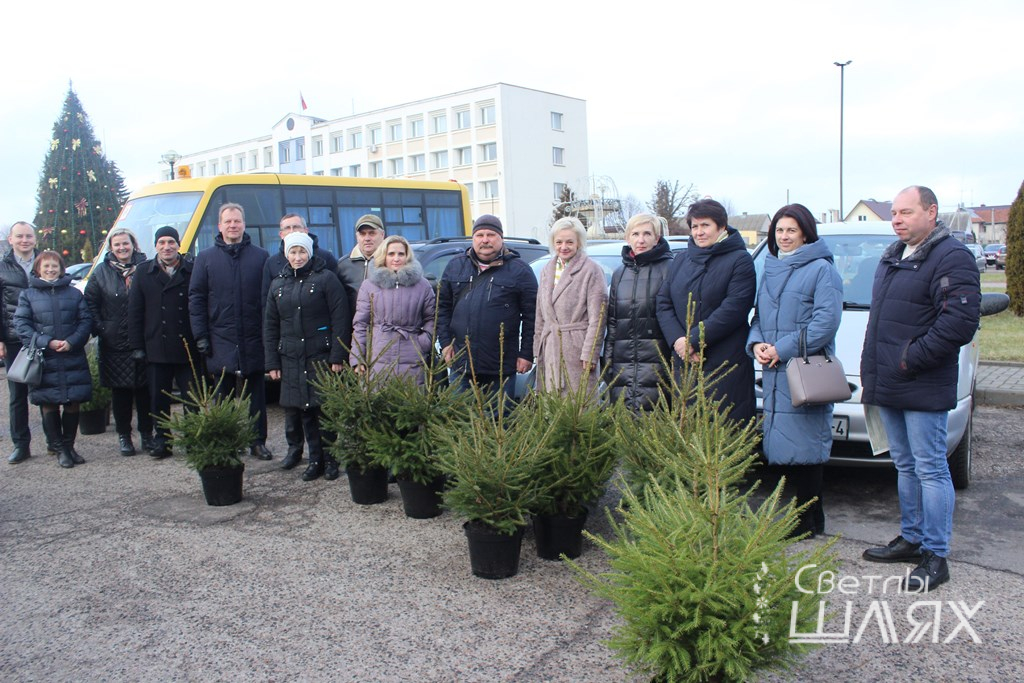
[33,84,129,263]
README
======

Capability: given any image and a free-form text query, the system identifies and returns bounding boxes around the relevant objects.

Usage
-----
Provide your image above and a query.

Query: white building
[171,83,589,240]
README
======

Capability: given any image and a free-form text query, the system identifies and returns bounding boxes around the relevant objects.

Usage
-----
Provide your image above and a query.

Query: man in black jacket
[0,221,40,463]
[337,214,385,331]
[437,214,537,406]
[860,186,981,592]
[127,226,196,459]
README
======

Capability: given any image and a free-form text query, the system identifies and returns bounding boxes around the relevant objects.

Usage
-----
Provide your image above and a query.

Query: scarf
[110,259,137,290]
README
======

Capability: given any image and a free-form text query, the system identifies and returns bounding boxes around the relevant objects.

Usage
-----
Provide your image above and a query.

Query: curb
[976,388,1024,407]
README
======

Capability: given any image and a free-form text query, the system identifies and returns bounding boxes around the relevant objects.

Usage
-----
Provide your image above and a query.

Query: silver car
[751,221,1007,489]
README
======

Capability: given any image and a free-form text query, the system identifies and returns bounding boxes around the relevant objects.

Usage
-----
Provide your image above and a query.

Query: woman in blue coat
[13,251,93,469]
[656,199,756,424]
[747,204,843,538]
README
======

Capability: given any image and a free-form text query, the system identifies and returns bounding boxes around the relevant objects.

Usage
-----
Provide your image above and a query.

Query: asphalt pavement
[0,364,1022,682]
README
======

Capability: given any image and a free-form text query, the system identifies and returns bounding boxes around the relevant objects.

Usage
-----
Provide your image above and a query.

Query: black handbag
[785,328,851,407]
[7,340,44,386]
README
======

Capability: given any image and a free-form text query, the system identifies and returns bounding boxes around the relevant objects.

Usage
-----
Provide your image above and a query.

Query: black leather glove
[196,338,211,356]
[131,349,146,362]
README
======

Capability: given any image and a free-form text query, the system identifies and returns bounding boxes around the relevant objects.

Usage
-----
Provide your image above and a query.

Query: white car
[751,221,1008,489]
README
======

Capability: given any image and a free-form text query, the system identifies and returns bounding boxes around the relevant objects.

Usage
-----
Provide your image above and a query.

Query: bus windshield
[112,191,203,257]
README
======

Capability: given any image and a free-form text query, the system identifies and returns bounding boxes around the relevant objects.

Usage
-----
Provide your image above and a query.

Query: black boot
[62,410,85,464]
[43,411,73,469]
[281,409,303,469]
[140,431,156,453]
[302,457,324,482]
[324,458,340,481]
[118,433,137,456]
[281,448,302,470]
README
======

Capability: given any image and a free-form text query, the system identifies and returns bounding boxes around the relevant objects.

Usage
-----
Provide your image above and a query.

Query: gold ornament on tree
[50,139,60,151]
[48,177,59,189]
[72,138,81,150]
[87,170,96,182]
[93,144,102,155]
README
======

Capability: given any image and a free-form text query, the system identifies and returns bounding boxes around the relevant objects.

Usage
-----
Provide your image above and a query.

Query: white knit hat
[283,232,314,257]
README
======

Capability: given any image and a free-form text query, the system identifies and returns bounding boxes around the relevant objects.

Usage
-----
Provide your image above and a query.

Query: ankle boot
[302,459,325,482]
[43,411,73,469]
[140,431,156,453]
[62,411,85,464]
[118,433,137,456]
[323,457,340,481]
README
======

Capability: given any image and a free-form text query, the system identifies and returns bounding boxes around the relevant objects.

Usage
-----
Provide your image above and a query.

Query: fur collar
[881,220,950,262]
[369,260,425,288]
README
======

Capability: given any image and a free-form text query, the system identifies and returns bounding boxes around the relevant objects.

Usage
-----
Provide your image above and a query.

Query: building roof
[858,200,892,221]
[968,205,1011,224]
[729,213,771,232]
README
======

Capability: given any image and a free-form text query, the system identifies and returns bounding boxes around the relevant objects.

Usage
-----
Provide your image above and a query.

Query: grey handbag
[785,328,851,407]
[7,340,44,386]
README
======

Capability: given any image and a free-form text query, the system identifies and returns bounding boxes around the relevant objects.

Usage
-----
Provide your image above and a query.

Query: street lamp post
[161,150,181,181]
[834,61,852,220]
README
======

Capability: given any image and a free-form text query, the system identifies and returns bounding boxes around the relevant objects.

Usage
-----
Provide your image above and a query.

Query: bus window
[112,191,202,250]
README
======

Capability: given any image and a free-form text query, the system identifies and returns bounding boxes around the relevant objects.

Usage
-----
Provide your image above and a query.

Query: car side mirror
[980,292,1009,317]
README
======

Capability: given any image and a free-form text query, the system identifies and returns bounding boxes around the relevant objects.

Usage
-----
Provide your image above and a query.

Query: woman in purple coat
[351,236,435,383]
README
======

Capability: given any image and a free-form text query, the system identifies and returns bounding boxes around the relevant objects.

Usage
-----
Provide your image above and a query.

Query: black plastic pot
[198,464,244,506]
[397,475,445,519]
[463,521,525,579]
[533,509,589,560]
[345,465,389,505]
[78,407,107,435]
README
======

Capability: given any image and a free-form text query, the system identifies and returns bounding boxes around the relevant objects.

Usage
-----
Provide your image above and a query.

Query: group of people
[2,183,980,592]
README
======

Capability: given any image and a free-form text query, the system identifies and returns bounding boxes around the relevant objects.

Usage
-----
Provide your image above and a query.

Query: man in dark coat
[861,186,981,592]
[127,226,197,459]
[337,213,385,348]
[437,214,537,404]
[0,221,39,463]
[188,203,273,460]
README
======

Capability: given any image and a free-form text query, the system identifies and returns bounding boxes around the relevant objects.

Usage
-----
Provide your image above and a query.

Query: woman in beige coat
[533,217,607,396]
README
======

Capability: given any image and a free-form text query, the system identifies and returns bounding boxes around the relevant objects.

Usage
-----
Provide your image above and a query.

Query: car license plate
[832,416,849,440]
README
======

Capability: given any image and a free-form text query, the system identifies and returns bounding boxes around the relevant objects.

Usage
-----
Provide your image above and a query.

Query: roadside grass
[980,309,1024,362]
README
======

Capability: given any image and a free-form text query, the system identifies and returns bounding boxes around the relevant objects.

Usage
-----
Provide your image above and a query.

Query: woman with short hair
[534,217,606,396]
[13,251,93,468]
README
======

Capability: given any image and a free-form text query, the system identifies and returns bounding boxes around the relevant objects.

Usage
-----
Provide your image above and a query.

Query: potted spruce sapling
[159,372,255,506]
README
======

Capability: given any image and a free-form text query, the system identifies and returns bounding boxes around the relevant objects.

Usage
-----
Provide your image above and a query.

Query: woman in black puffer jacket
[84,228,152,456]
[14,251,93,468]
[603,214,675,412]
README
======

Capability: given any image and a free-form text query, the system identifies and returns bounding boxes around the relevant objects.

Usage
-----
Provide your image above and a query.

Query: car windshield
[984,244,1002,254]
[753,234,896,309]
[105,192,203,259]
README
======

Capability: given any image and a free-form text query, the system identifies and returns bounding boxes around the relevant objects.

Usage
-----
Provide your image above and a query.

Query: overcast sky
[3,0,1022,229]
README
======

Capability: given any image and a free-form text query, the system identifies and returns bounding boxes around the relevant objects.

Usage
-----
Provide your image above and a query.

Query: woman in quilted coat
[84,228,152,456]
[14,251,92,469]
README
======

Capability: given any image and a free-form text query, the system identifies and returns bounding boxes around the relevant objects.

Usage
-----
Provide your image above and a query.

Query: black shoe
[67,447,85,465]
[903,550,950,593]
[324,459,340,481]
[57,447,75,469]
[140,432,156,453]
[280,449,302,470]
[7,447,31,464]
[250,444,273,461]
[150,444,172,459]
[863,535,923,563]
[47,442,59,456]
[302,461,324,481]
[119,433,137,456]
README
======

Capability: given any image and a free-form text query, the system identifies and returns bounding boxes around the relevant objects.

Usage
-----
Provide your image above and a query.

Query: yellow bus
[107,174,473,258]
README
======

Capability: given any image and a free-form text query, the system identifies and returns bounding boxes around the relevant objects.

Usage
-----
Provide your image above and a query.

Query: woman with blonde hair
[534,217,606,396]
[84,227,152,456]
[351,235,435,383]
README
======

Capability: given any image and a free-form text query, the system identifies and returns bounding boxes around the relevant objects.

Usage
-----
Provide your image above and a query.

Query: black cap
[472,214,503,235]
[154,226,180,245]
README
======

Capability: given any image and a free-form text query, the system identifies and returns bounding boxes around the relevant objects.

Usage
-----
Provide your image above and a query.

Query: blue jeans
[879,407,954,557]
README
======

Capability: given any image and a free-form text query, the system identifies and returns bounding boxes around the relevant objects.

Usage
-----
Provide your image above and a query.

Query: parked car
[66,262,93,281]
[996,245,1007,270]
[410,236,550,287]
[984,243,1003,267]
[528,236,689,285]
[750,221,1009,489]
[966,243,987,272]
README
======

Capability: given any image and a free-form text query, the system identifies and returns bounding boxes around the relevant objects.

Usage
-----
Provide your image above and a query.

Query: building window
[250,150,258,169]
[464,182,473,201]
[369,161,383,178]
[432,150,449,169]
[279,143,290,164]
[431,113,447,134]
[389,157,404,176]
[330,168,343,176]
[480,143,497,162]
[370,126,383,146]
[409,154,425,173]
[551,112,563,130]
[455,110,470,130]
[348,129,363,149]
[224,159,232,174]
[236,154,245,172]
[455,146,472,166]
[349,164,361,177]
[552,147,564,165]
[553,182,567,199]
[313,137,324,157]
[481,180,498,199]
[479,104,495,126]
[330,134,343,153]
[210,160,218,175]
[196,163,205,177]
[388,122,402,142]
[296,140,304,161]
[264,147,273,167]
[409,118,424,138]
[313,171,324,176]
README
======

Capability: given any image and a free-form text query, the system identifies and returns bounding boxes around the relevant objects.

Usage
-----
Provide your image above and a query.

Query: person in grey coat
[747,204,843,539]
[351,235,435,384]
[337,214,386,354]
[265,232,350,481]
[13,251,93,469]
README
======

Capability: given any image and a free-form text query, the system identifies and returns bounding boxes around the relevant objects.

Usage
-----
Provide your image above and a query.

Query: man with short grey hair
[0,221,40,463]
[337,214,385,355]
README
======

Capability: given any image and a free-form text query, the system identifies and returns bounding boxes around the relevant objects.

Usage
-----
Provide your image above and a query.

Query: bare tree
[648,180,698,235]
[550,184,588,227]
[620,194,646,220]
